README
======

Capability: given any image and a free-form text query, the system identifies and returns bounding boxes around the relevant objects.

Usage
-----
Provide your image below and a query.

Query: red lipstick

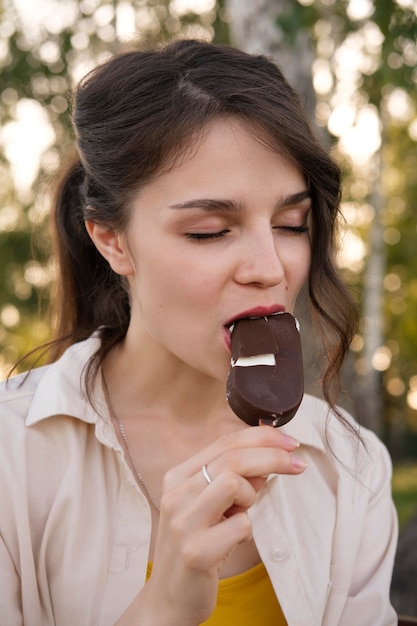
[225,304,285,329]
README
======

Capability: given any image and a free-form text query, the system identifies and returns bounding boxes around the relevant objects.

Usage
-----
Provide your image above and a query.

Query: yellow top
[146,561,287,625]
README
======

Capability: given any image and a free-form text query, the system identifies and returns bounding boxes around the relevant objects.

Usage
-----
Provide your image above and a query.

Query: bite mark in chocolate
[226,312,303,427]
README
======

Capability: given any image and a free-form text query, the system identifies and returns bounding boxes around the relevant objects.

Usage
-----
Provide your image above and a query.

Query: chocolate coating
[226,313,303,427]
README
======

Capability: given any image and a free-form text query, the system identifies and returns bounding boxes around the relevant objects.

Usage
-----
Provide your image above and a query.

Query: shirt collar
[26,336,105,427]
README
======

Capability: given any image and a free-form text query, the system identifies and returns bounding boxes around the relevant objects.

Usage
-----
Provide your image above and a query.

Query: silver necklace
[102,373,161,512]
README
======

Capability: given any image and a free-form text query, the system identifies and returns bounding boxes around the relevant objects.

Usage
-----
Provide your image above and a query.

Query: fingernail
[290,455,308,470]
[283,434,300,449]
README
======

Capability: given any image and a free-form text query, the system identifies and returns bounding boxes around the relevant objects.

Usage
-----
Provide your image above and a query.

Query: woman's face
[122,118,311,380]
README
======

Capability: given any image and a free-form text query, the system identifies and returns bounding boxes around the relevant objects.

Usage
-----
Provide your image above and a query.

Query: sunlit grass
[392,462,417,529]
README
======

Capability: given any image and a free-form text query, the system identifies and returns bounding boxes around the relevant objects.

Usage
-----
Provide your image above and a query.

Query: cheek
[290,237,310,265]
[286,243,311,291]
[301,247,311,282]
[165,249,226,292]
[135,249,218,312]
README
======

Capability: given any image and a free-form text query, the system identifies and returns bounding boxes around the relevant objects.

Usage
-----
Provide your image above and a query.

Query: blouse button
[272,548,289,562]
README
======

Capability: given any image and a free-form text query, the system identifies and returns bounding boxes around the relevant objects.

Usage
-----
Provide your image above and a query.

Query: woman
[0,40,397,625]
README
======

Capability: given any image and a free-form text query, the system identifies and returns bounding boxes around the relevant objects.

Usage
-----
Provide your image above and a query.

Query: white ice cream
[231,353,276,367]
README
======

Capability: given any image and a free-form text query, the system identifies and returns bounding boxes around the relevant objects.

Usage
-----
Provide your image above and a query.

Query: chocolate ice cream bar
[226,312,303,427]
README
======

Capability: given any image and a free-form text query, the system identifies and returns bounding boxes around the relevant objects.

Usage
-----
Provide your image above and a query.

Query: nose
[234,229,285,288]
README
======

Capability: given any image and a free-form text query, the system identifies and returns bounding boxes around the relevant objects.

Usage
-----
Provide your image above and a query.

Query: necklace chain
[102,373,161,512]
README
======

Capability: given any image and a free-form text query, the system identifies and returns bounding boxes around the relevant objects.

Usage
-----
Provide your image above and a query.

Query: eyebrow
[169,198,244,212]
[279,190,311,208]
[169,190,311,212]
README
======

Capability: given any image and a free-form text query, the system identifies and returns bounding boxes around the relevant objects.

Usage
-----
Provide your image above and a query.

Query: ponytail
[50,159,130,358]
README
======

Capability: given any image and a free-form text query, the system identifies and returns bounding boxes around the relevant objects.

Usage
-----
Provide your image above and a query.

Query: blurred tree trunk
[360,151,385,436]
[226,0,316,120]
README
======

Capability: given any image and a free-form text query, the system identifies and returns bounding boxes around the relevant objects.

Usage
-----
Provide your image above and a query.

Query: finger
[203,472,266,518]
[160,470,257,529]
[162,445,305,517]
[204,446,307,484]
[164,426,301,488]
[196,470,258,525]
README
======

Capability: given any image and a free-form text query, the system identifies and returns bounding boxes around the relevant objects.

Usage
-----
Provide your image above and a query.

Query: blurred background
[0,0,416,613]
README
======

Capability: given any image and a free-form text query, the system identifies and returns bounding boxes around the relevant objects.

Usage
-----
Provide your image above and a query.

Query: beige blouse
[0,337,398,625]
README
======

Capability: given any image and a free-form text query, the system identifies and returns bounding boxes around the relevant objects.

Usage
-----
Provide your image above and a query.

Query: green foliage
[365,1,417,105]
[275,3,318,43]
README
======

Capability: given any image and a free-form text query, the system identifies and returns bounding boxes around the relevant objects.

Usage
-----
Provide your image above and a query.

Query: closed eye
[276,225,309,234]
[186,230,230,241]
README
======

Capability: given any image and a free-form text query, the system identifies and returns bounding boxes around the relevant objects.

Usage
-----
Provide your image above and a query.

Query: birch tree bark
[360,152,385,436]
[226,0,316,120]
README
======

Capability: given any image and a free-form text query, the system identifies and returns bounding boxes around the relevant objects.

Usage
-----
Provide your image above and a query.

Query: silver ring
[202,464,212,485]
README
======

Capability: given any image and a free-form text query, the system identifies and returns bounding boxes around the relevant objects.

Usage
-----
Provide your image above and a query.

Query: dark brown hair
[50,39,358,412]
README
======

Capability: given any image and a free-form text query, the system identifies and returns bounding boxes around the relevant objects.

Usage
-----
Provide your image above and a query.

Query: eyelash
[277,225,309,234]
[185,224,309,241]
[186,230,230,241]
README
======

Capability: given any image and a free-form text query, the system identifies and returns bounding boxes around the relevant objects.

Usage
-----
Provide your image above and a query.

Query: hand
[124,426,306,626]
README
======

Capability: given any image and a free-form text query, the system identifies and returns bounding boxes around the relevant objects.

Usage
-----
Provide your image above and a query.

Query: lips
[225,305,286,330]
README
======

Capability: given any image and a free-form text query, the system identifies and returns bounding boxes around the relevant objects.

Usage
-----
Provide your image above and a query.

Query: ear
[85,221,135,276]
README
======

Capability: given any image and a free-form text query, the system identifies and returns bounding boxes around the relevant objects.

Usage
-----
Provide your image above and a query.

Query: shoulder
[0,335,101,432]
[0,337,107,509]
